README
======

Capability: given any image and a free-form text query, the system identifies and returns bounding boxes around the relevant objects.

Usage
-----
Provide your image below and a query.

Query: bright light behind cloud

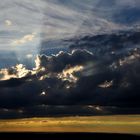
[0,64,31,80]
[58,65,84,83]
[98,80,113,88]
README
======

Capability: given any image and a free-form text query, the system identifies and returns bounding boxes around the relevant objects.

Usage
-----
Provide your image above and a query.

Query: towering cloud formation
[0,64,31,80]
[0,48,140,116]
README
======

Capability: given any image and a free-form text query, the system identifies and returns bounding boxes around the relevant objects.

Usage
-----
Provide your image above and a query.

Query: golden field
[0,115,140,134]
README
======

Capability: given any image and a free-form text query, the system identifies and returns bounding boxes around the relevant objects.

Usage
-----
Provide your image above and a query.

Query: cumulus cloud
[0,64,31,80]
[34,50,94,72]
[11,32,36,46]
[0,48,140,118]
[58,65,84,83]
[5,20,12,26]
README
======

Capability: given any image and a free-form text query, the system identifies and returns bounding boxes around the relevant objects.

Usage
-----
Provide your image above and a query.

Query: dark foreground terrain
[0,132,139,140]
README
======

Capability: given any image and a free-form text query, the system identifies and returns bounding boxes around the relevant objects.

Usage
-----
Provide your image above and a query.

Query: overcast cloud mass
[0,0,140,118]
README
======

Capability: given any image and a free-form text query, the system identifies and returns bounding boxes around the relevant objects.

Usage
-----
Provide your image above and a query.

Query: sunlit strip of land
[0,115,140,134]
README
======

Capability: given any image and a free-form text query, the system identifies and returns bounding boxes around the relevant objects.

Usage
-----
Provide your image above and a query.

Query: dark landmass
[0,132,139,140]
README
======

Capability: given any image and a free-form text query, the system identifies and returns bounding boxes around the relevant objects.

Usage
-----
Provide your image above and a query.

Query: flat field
[0,115,140,134]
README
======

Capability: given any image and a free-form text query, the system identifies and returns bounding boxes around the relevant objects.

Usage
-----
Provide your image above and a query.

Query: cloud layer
[0,48,140,118]
[1,0,140,51]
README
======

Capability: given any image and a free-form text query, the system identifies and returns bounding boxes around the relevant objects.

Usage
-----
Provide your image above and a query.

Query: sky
[1,0,140,51]
[0,0,140,68]
[0,0,140,118]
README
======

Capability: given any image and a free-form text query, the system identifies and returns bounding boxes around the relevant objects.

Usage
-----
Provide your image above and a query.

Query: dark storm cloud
[36,49,94,72]
[0,50,93,107]
[0,49,140,118]
[0,105,140,119]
